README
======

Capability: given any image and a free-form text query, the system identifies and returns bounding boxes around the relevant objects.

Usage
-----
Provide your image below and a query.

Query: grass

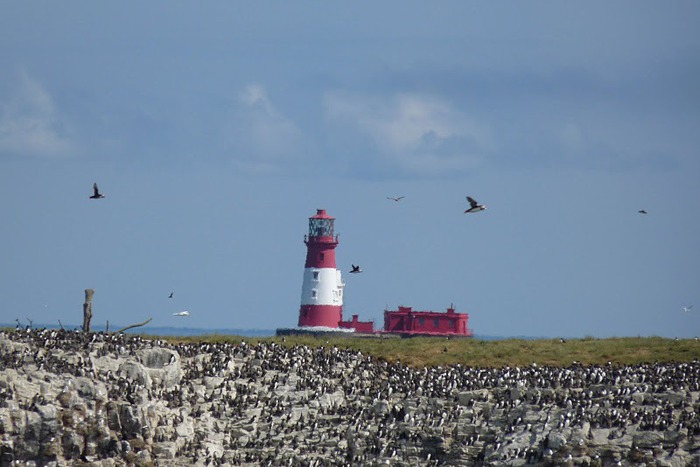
[4,327,698,368]
[160,334,700,368]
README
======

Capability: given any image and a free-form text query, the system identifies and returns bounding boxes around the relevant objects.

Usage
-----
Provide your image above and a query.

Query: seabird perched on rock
[173,311,190,317]
[350,264,362,274]
[464,196,486,213]
[89,183,105,199]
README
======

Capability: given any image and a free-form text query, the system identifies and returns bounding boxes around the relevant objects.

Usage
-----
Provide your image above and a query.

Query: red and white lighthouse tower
[298,209,344,328]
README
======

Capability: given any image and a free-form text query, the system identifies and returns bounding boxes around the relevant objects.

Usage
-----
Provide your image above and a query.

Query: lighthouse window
[319,253,325,261]
[313,271,319,280]
[311,290,317,298]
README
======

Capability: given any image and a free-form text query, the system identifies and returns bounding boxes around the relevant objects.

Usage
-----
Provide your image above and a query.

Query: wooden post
[83,289,94,332]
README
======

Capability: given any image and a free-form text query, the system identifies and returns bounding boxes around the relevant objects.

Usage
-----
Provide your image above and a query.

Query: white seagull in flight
[682,305,693,313]
[173,311,190,317]
[387,196,405,202]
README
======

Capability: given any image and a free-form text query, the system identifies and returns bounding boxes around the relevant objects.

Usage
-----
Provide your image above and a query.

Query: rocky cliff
[1,329,698,466]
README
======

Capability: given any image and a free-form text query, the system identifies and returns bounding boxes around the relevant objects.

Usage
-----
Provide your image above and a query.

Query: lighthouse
[298,209,344,328]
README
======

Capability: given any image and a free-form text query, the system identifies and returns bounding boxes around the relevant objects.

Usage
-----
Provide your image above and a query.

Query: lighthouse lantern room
[298,209,345,328]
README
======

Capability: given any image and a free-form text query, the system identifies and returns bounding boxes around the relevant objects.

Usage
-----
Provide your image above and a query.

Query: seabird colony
[1,328,699,466]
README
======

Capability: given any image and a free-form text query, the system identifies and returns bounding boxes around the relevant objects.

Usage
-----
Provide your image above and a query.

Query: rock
[152,441,177,459]
[117,403,142,439]
[547,432,568,450]
[138,348,181,387]
[60,429,83,460]
[633,430,665,449]
[1,329,699,465]
[0,444,15,465]
[117,361,152,388]
[73,377,107,401]
[456,389,489,405]
[106,401,122,432]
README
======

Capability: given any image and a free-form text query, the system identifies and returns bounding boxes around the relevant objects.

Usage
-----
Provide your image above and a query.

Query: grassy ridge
[163,335,700,368]
[5,328,697,367]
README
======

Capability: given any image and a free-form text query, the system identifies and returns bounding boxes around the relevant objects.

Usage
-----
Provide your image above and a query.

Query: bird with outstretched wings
[89,183,105,199]
[464,196,486,213]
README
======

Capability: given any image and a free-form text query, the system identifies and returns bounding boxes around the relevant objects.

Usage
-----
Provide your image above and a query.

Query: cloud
[324,91,497,176]
[225,83,306,173]
[557,122,585,159]
[0,69,76,158]
[537,119,679,172]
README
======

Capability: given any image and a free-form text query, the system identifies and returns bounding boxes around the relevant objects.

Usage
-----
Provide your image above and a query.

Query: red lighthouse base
[298,305,342,328]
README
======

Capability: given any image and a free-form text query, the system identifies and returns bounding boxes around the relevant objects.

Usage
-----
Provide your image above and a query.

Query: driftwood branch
[114,317,153,334]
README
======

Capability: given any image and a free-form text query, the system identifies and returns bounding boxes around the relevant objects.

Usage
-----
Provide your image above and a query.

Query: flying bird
[638,210,647,214]
[350,264,362,274]
[464,196,486,213]
[173,311,190,317]
[682,305,693,313]
[89,183,105,199]
[387,196,405,202]
[168,292,174,299]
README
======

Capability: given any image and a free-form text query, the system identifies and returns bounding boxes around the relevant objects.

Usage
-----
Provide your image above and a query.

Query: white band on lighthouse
[300,268,344,305]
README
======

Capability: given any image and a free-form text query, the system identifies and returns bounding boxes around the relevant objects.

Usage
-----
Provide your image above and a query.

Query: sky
[1,2,699,338]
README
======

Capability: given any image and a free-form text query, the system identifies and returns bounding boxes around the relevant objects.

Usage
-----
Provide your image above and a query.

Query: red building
[339,314,375,333]
[382,305,473,337]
